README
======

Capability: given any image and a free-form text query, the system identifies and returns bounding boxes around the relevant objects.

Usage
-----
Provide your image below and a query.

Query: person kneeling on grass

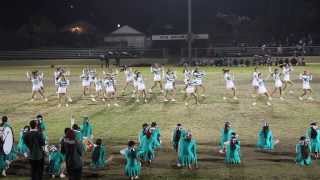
[48,145,66,179]
[177,130,198,169]
[225,133,241,164]
[296,136,312,166]
[121,141,141,180]
[257,122,279,151]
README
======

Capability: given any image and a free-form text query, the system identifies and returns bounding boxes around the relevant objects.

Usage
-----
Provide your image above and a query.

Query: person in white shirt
[223,69,237,100]
[80,68,90,96]
[251,67,260,97]
[252,73,272,106]
[183,79,198,106]
[103,73,119,107]
[56,75,70,107]
[91,76,104,102]
[299,70,313,101]
[282,63,294,93]
[149,63,164,93]
[26,71,48,102]
[135,71,147,103]
[269,67,284,100]
[192,67,206,97]
[122,66,135,95]
[164,69,177,102]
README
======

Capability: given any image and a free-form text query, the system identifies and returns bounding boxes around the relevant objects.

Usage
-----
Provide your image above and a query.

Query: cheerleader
[103,73,119,107]
[269,67,284,100]
[295,136,312,166]
[219,122,234,152]
[37,71,45,92]
[80,117,93,139]
[89,67,97,91]
[80,68,90,96]
[26,71,48,102]
[56,75,70,107]
[138,123,149,143]
[177,131,198,169]
[121,141,141,180]
[172,124,185,152]
[251,67,259,97]
[91,139,112,169]
[183,79,198,106]
[299,71,313,101]
[282,63,294,93]
[164,69,177,102]
[257,122,279,151]
[138,128,157,164]
[92,77,104,102]
[48,145,66,178]
[149,63,164,93]
[306,123,320,158]
[135,71,147,103]
[252,73,272,106]
[225,133,241,164]
[16,126,30,158]
[222,69,237,100]
[192,67,206,97]
[150,122,161,149]
[182,65,192,92]
[122,66,135,94]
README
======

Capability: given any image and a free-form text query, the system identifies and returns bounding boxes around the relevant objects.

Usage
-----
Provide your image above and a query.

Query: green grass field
[0,62,320,180]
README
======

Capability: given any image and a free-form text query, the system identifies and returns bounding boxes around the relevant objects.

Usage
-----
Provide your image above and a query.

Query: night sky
[0,0,316,32]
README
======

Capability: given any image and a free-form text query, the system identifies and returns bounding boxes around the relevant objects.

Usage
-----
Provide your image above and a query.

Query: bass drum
[0,127,13,155]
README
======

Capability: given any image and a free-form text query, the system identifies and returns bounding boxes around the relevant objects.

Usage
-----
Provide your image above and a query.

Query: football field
[0,62,320,180]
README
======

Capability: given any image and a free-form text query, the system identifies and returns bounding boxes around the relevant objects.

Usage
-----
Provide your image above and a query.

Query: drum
[0,127,13,155]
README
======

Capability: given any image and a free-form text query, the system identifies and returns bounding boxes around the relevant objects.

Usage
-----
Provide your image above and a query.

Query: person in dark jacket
[61,129,83,180]
[23,120,45,180]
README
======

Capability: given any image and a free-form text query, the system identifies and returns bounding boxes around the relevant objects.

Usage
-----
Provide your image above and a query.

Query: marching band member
[172,124,185,152]
[103,73,119,107]
[80,117,93,139]
[252,73,272,106]
[299,71,313,101]
[257,122,279,151]
[177,130,198,169]
[225,133,241,164]
[48,145,66,178]
[121,140,141,180]
[164,69,177,102]
[183,79,198,106]
[306,122,320,158]
[282,63,294,93]
[80,68,90,96]
[150,122,161,149]
[219,122,234,153]
[138,128,157,164]
[295,136,312,166]
[27,71,48,102]
[269,67,284,100]
[17,126,30,158]
[192,67,206,97]
[56,75,70,107]
[91,138,112,169]
[251,67,260,97]
[149,63,164,93]
[135,71,147,103]
[138,123,149,144]
[223,69,237,100]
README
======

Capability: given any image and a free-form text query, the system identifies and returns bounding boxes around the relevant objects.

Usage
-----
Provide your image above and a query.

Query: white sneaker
[136,99,140,103]
[268,97,272,101]
[308,97,314,101]
[223,97,227,100]
[134,176,139,179]
[60,173,66,178]
[201,94,205,97]
[44,98,48,102]
[280,97,284,101]
[107,104,111,107]
[177,163,182,167]
[65,104,69,107]
[30,99,34,102]
[289,90,294,94]
[299,97,303,101]
[149,89,153,93]
[185,102,189,106]
[160,90,164,93]
[252,102,257,106]
[144,99,148,103]
[91,98,97,102]
[164,99,169,102]
[171,99,176,102]
[233,96,238,100]
[131,94,135,98]
[267,102,272,106]
[114,103,119,107]
[51,175,55,178]
[2,170,6,177]
[68,97,73,102]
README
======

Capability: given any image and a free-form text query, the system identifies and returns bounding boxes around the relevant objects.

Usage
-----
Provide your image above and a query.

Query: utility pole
[187,0,192,63]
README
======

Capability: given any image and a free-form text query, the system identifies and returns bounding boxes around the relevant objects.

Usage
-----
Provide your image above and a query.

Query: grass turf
[0,63,320,179]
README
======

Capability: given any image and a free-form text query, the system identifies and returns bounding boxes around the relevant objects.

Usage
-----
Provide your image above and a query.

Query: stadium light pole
[187,0,192,63]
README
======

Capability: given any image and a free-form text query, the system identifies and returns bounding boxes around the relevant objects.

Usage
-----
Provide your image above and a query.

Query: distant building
[104,25,146,48]
[61,21,97,34]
